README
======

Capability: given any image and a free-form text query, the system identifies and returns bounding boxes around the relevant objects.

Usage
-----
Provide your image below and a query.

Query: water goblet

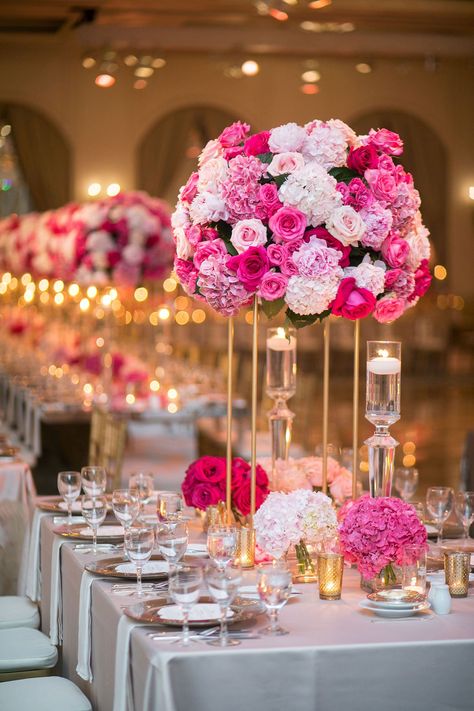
[57,471,81,525]
[426,486,454,545]
[205,564,242,647]
[81,466,107,498]
[257,561,292,636]
[168,564,203,646]
[123,524,155,597]
[129,473,154,516]
[157,492,183,528]
[394,467,419,502]
[455,491,474,542]
[81,495,107,555]
[156,522,188,565]
[111,489,140,530]
[207,526,238,570]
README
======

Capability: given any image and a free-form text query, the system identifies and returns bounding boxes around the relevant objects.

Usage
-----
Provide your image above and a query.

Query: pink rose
[224,146,245,160]
[368,128,404,156]
[325,205,366,246]
[193,240,227,269]
[384,268,415,298]
[174,257,198,294]
[202,227,219,240]
[180,172,199,204]
[230,219,268,254]
[364,169,398,205]
[258,271,288,301]
[185,225,203,247]
[269,206,306,243]
[189,482,223,511]
[345,178,375,211]
[331,277,376,320]
[374,295,406,323]
[347,145,379,173]
[227,246,270,291]
[305,227,351,267]
[219,121,250,148]
[244,131,271,156]
[231,458,269,489]
[233,483,267,517]
[267,152,305,177]
[267,243,285,266]
[410,259,432,299]
[381,233,410,268]
[258,184,282,217]
[280,252,299,276]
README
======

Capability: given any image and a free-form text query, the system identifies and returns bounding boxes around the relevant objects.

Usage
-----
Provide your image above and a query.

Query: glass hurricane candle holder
[365,341,401,497]
[318,553,344,600]
[444,551,470,598]
[266,326,297,488]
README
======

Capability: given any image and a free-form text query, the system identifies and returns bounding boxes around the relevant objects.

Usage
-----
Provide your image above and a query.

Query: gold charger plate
[38,495,112,513]
[123,595,260,627]
[52,522,124,542]
[367,589,425,607]
[85,555,169,580]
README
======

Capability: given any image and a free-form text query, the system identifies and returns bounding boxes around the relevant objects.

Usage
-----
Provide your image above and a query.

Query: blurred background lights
[94,73,116,88]
[301,84,319,95]
[87,182,101,197]
[87,285,97,299]
[241,60,260,76]
[356,62,373,74]
[434,265,447,280]
[106,183,121,197]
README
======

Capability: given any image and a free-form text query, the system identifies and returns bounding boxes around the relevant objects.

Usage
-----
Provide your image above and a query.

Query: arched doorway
[350,109,447,265]
[137,105,241,205]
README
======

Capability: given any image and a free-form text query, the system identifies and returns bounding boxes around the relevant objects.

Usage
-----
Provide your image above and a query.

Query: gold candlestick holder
[318,553,344,600]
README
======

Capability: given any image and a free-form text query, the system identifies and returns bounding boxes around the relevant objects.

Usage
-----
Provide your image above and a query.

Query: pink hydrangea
[221,154,266,223]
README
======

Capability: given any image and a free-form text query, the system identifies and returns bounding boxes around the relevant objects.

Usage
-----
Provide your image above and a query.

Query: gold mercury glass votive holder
[203,502,227,531]
[444,551,470,598]
[236,526,255,568]
[318,553,344,600]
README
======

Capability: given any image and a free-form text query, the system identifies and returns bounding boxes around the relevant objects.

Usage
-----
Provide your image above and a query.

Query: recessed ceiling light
[355,62,372,74]
[241,60,260,76]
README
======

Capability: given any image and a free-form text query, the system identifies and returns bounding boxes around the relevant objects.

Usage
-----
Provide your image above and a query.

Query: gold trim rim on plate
[85,555,168,580]
[122,595,260,627]
[52,522,124,541]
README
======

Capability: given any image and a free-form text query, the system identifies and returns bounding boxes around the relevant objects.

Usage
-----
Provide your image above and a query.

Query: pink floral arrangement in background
[258,455,359,504]
[172,119,432,327]
[338,495,427,580]
[0,191,174,288]
[181,455,269,519]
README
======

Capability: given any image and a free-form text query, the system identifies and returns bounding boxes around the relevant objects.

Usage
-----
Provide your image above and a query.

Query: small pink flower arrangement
[181,455,269,520]
[338,495,427,580]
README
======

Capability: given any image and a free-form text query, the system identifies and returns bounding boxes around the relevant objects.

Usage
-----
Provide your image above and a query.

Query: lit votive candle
[367,356,401,375]
[266,326,297,353]
[318,553,344,600]
[444,551,470,598]
[236,526,255,569]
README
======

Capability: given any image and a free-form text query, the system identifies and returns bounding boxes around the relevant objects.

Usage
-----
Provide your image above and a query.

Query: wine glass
[157,492,183,528]
[205,564,242,647]
[81,495,107,554]
[426,487,454,545]
[123,525,155,597]
[394,467,419,502]
[111,489,140,530]
[57,471,81,525]
[257,561,292,636]
[455,491,474,542]
[168,564,203,646]
[81,466,107,498]
[207,526,238,570]
[129,473,154,516]
[156,522,188,565]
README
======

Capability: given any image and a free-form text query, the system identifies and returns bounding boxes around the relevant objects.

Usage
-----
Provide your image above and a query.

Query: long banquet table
[36,507,474,711]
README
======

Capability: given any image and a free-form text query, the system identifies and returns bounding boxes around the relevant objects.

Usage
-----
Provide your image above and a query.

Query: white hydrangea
[171,201,190,230]
[344,258,386,296]
[285,273,341,315]
[278,162,342,227]
[403,212,431,270]
[189,191,228,225]
[302,120,348,170]
[268,122,307,153]
[197,157,228,194]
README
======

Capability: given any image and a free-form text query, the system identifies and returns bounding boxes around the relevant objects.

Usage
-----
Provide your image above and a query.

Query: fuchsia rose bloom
[374,295,406,323]
[174,257,198,294]
[381,233,410,268]
[219,121,250,148]
[244,131,271,156]
[267,243,285,266]
[347,144,379,173]
[180,172,199,204]
[258,183,282,217]
[269,206,306,243]
[227,246,269,291]
[331,277,376,320]
[185,225,202,247]
[258,271,288,300]
[224,146,245,160]
[344,178,375,211]
[364,169,398,206]
[305,227,351,267]
[368,128,404,156]
[410,259,432,299]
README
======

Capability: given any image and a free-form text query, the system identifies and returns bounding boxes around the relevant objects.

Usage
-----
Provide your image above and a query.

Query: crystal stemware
[205,564,242,647]
[81,466,107,498]
[207,526,238,570]
[81,495,107,554]
[156,522,188,565]
[111,489,140,530]
[57,470,81,525]
[455,491,474,542]
[129,473,154,516]
[257,561,292,636]
[157,492,183,528]
[426,486,454,545]
[394,467,419,502]
[123,524,155,597]
[168,564,203,646]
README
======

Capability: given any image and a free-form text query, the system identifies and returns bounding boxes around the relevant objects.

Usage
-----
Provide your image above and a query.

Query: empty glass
[81,466,107,498]
[57,471,81,525]
[168,564,203,646]
[394,467,419,502]
[81,495,107,554]
[129,473,154,515]
[207,526,238,570]
[123,525,155,597]
[111,489,140,530]
[426,486,454,545]
[257,561,292,636]
[156,522,188,565]
[205,564,242,647]
[455,491,474,542]
[157,492,183,528]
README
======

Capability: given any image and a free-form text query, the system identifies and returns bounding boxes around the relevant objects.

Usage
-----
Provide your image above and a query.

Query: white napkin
[115,561,169,575]
[49,536,69,644]
[157,603,234,622]
[76,571,106,682]
[113,616,146,711]
[24,509,51,600]
[57,501,82,512]
[78,525,124,538]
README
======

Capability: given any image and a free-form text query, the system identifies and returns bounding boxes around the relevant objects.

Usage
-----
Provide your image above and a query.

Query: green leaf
[285,308,331,329]
[328,167,359,184]
[214,220,232,240]
[260,297,285,320]
[257,152,273,164]
[273,173,289,188]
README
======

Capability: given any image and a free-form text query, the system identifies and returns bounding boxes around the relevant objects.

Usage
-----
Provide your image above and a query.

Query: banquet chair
[0,676,92,710]
[0,597,39,630]
[0,627,57,681]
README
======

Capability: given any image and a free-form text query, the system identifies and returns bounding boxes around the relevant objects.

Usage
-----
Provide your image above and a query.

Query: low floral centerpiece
[172,119,432,327]
[338,495,427,589]
[181,455,269,522]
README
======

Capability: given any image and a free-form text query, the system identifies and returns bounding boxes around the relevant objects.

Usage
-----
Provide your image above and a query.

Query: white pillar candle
[367,356,401,375]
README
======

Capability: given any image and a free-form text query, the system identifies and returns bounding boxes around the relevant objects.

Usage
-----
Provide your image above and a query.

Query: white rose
[174,228,193,260]
[326,205,366,246]
[198,157,228,193]
[267,152,305,177]
[198,139,224,166]
[230,219,268,253]
[268,123,307,153]
[122,244,145,266]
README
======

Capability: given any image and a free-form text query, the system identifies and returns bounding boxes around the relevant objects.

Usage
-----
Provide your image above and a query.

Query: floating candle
[367,356,401,375]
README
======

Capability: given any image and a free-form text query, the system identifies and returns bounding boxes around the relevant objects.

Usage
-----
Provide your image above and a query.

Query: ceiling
[0,1,473,58]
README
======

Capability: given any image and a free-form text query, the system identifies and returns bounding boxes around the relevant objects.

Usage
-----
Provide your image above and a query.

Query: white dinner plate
[359,599,431,618]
